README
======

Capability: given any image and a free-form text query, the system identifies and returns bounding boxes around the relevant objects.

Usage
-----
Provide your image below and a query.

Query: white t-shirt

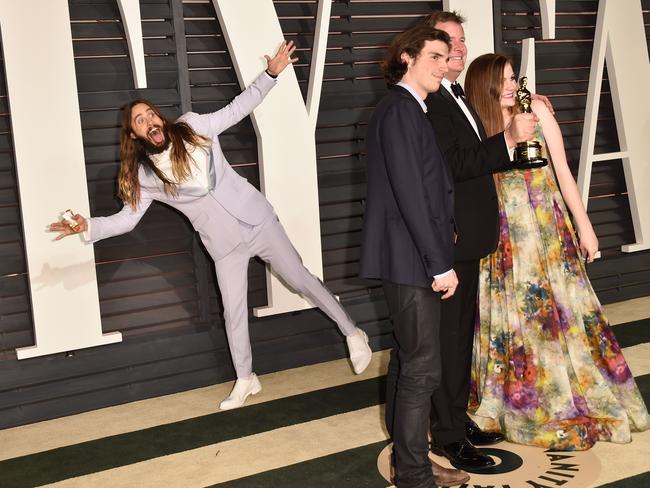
[149,141,210,193]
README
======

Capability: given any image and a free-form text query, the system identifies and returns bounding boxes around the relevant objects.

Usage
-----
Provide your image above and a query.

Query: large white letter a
[577,0,650,252]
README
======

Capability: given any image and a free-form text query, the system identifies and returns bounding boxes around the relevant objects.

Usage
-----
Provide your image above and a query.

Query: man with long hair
[50,40,372,410]
[360,25,459,488]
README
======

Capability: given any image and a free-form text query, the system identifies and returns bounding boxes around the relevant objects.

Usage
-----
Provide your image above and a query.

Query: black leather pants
[384,281,442,488]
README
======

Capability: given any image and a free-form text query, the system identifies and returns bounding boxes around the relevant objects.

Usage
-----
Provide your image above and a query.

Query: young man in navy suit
[360,25,460,488]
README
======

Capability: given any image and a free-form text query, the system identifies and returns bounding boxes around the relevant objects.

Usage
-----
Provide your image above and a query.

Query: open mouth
[148,126,165,145]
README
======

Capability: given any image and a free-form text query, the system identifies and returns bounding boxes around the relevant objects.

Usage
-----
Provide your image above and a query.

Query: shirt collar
[441,77,453,94]
[396,82,428,113]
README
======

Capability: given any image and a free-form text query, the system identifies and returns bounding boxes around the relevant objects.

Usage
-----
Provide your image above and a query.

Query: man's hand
[532,93,555,115]
[265,40,298,77]
[431,270,458,300]
[504,112,538,147]
[49,213,88,240]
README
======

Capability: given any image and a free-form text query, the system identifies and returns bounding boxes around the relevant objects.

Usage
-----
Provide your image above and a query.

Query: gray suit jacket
[88,73,276,261]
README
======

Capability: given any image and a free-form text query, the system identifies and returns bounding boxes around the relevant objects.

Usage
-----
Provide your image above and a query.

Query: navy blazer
[360,86,455,288]
[424,87,511,261]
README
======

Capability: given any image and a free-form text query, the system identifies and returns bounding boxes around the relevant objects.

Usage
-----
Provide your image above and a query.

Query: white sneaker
[219,373,262,410]
[346,328,372,374]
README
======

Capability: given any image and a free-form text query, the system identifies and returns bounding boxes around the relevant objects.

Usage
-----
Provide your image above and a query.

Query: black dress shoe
[431,438,495,470]
[466,420,504,446]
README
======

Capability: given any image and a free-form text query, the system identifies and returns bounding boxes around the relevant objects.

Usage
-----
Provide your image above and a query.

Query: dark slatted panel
[0,0,215,425]
[0,27,33,357]
[497,0,650,302]
[0,0,203,354]
[71,0,205,342]
[0,0,424,428]
[1,0,648,429]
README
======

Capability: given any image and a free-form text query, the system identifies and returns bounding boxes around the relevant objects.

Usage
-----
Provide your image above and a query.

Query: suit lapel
[439,86,485,141]
[465,101,488,140]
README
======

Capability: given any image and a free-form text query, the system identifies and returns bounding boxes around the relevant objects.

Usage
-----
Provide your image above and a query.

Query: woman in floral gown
[463,53,650,450]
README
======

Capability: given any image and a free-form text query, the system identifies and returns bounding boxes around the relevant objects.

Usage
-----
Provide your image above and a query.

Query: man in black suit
[360,25,459,488]
[422,11,541,470]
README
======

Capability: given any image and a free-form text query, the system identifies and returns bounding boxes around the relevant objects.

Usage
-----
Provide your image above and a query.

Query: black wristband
[265,69,278,79]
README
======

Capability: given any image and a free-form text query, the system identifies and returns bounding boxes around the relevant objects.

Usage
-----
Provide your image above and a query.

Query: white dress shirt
[441,78,481,139]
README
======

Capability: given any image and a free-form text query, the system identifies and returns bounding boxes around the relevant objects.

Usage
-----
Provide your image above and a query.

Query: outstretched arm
[49,190,154,243]
[532,99,598,262]
[185,40,298,137]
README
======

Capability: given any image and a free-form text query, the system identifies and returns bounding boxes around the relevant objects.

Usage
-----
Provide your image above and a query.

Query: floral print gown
[469,128,650,450]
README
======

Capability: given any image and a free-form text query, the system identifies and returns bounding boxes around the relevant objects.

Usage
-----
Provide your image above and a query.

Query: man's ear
[400,51,413,67]
[129,132,137,140]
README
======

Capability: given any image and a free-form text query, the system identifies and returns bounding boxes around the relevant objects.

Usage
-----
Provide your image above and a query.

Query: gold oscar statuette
[514,76,548,169]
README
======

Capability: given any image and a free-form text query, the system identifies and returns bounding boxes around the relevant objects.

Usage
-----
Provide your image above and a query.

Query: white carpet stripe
[592,429,650,486]
[604,296,650,325]
[624,343,650,377]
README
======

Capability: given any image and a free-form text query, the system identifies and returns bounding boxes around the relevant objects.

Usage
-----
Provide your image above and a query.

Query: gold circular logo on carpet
[377,441,601,487]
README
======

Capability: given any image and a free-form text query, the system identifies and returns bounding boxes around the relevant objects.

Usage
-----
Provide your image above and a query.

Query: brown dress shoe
[430,459,471,487]
[389,458,470,487]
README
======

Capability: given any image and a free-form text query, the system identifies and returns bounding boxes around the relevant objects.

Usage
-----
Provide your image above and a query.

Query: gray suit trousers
[214,213,356,378]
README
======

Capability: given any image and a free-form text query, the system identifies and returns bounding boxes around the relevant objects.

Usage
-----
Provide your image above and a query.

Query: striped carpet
[1,297,648,488]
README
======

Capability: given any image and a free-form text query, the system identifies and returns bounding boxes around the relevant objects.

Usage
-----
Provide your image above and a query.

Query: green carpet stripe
[208,440,390,488]
[637,373,650,408]
[0,377,386,488]
[597,471,650,487]
[612,318,650,349]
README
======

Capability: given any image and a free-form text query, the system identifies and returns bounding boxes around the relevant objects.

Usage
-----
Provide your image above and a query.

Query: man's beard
[138,127,171,155]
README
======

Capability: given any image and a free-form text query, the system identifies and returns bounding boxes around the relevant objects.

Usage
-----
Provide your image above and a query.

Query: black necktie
[451,82,465,99]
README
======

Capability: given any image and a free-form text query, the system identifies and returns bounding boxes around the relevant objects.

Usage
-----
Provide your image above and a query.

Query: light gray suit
[88,73,356,378]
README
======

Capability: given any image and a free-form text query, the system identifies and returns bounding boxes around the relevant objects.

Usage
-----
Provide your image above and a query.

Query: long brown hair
[118,100,211,208]
[382,25,450,87]
[464,53,518,137]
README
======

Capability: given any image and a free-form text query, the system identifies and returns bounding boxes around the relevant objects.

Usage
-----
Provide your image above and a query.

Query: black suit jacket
[425,87,511,261]
[360,86,455,288]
